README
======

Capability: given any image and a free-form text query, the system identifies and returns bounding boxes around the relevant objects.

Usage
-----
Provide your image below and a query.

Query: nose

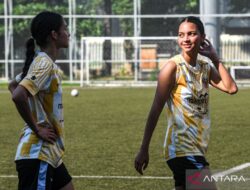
[183,34,190,41]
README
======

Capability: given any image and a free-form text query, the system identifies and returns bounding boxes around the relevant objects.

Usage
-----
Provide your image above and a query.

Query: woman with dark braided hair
[8,11,74,190]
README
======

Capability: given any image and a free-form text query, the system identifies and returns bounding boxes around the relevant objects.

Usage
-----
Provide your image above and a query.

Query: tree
[112,0,133,36]
[0,0,248,60]
[141,0,198,36]
[103,0,112,76]
[228,0,250,13]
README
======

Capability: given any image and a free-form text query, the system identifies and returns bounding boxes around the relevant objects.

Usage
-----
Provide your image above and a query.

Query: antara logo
[203,175,246,183]
[187,171,203,185]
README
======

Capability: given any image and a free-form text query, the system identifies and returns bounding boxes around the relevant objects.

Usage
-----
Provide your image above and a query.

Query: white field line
[0,175,17,178]
[72,175,172,179]
[1,163,250,180]
[0,175,172,180]
[213,162,250,178]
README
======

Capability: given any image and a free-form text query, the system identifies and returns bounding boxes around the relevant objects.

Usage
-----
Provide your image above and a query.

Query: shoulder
[158,59,177,82]
[32,54,53,71]
[169,54,183,65]
[159,54,183,70]
[160,54,181,73]
[161,60,177,71]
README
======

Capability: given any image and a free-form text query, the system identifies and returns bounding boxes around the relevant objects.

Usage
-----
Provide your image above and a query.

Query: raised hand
[199,39,220,63]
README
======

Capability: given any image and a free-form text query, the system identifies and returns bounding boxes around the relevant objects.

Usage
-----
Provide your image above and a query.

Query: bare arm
[8,80,19,94]
[209,61,238,94]
[12,85,57,143]
[134,61,176,175]
[199,39,238,94]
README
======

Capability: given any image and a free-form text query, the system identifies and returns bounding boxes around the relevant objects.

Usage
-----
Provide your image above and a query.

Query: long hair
[21,11,63,80]
[21,38,35,79]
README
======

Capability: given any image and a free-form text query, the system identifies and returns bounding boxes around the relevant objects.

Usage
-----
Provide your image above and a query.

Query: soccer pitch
[0,87,249,190]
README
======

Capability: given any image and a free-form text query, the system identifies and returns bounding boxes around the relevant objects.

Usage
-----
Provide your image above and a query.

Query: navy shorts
[167,156,209,188]
[16,159,72,190]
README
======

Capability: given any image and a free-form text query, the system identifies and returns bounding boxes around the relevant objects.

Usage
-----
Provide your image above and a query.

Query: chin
[183,49,193,54]
[183,47,198,54]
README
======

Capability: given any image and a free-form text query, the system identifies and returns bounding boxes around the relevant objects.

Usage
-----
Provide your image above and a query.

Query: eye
[189,32,197,36]
[178,33,184,38]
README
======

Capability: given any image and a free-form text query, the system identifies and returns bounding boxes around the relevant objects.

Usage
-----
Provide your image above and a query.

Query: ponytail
[21,38,35,79]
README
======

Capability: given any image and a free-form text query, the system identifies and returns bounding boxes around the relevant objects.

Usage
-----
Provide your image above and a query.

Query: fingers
[143,160,148,170]
[47,130,57,141]
[203,39,214,49]
[134,150,149,175]
[134,160,144,175]
[37,128,58,144]
[46,129,58,143]
[204,38,211,45]
[134,159,148,175]
[200,39,211,48]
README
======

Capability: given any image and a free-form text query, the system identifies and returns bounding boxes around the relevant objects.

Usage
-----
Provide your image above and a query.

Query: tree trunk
[103,0,112,76]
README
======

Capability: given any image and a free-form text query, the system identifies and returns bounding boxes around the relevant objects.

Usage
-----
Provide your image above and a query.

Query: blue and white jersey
[15,52,64,168]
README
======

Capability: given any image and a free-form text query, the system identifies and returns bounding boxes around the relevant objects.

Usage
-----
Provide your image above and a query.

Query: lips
[183,44,192,48]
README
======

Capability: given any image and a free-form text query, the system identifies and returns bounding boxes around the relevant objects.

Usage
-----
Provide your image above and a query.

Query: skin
[10,19,74,190]
[134,21,238,190]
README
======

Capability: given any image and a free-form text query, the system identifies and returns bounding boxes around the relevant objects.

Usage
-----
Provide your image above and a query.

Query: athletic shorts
[16,159,72,190]
[167,156,209,188]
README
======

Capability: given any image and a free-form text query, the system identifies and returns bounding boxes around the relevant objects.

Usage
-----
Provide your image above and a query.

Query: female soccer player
[134,16,238,190]
[9,11,74,190]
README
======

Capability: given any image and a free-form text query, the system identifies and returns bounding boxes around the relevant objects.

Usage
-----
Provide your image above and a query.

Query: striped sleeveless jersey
[164,54,211,161]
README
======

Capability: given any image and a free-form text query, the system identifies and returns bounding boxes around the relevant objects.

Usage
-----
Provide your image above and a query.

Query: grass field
[0,86,250,190]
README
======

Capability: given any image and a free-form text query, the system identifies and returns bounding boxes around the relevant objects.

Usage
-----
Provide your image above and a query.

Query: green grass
[0,87,249,190]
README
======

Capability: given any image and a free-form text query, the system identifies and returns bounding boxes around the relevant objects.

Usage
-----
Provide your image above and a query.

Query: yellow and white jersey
[164,54,211,161]
[15,52,64,168]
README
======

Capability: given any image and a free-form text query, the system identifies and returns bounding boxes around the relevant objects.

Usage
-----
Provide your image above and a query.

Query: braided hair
[21,11,63,80]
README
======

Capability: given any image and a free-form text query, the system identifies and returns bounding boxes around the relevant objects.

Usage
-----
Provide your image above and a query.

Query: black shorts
[16,159,72,190]
[167,156,209,188]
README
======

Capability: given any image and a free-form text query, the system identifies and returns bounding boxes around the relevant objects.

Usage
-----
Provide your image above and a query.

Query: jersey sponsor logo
[186,93,208,104]
[186,93,209,115]
[31,75,36,80]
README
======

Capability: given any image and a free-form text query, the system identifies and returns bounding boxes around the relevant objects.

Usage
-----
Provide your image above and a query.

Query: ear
[51,30,58,40]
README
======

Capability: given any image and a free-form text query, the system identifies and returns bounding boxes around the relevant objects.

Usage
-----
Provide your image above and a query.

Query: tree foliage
[141,0,198,36]
[0,0,248,44]
[0,3,4,36]
[13,1,67,35]
[0,3,4,14]
[75,0,133,37]
[228,0,250,13]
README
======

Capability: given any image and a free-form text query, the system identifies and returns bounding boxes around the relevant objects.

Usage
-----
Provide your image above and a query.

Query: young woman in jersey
[9,11,74,190]
[134,16,238,190]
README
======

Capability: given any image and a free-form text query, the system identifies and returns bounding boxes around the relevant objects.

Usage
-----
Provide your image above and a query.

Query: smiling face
[178,21,205,55]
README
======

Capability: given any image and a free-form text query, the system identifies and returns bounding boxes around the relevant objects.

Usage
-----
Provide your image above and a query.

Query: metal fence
[79,36,250,86]
[1,0,250,85]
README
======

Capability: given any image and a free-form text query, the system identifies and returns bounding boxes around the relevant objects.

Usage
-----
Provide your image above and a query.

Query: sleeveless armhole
[169,55,182,87]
